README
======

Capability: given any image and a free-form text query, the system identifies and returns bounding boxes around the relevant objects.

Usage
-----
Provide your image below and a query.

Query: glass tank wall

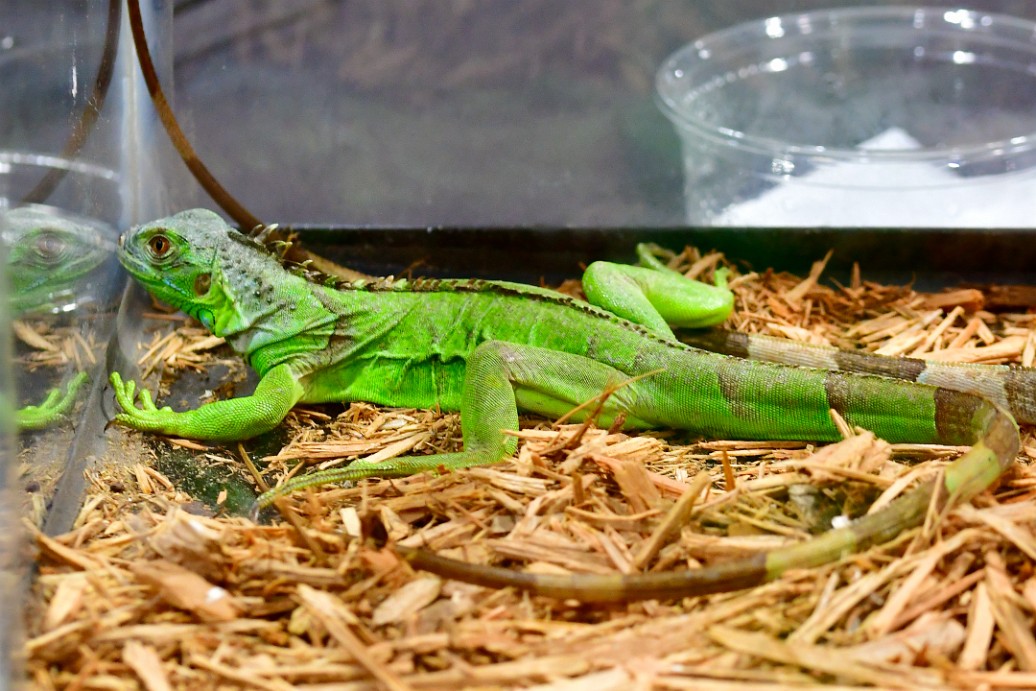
[0,217,13,690]
[169,0,1036,228]
[0,3,180,682]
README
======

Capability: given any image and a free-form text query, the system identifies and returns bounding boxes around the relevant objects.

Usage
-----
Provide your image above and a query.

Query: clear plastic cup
[656,7,1036,227]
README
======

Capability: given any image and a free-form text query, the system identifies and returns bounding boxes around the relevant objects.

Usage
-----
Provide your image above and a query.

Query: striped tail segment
[398,386,1019,603]
[684,330,1036,425]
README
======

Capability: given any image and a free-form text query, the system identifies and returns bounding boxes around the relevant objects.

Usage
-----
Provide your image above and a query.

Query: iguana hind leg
[582,259,733,338]
[401,386,1019,603]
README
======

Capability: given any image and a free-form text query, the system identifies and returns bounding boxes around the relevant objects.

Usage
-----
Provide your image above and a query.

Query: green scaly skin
[16,371,90,431]
[111,209,1020,603]
[4,207,111,430]
[682,330,1036,424]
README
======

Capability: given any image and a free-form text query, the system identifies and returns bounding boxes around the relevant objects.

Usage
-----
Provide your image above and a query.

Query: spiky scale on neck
[205,241,341,376]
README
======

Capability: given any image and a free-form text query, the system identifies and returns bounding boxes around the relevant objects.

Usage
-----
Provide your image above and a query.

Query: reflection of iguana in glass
[111,209,1024,602]
[4,207,112,430]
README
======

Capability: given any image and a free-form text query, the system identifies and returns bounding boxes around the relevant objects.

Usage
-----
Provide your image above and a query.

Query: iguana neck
[208,255,340,375]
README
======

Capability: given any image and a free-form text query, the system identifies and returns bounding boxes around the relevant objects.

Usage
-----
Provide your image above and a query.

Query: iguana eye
[34,231,67,261]
[148,233,172,258]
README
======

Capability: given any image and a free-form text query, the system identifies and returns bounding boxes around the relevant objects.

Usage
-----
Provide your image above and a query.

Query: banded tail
[685,330,1036,424]
[399,382,1018,602]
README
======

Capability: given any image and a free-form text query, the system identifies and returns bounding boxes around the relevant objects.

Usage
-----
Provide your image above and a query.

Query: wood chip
[129,560,243,622]
[122,641,174,691]
[371,577,442,626]
[298,585,414,691]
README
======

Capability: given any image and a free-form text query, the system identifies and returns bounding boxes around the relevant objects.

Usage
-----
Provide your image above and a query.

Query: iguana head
[118,208,270,332]
[2,206,115,316]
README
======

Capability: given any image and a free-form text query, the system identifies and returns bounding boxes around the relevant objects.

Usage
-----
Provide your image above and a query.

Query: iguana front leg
[253,342,644,509]
[17,371,89,431]
[110,363,304,440]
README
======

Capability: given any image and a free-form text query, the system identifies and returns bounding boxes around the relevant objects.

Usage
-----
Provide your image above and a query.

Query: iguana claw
[110,371,174,432]
[16,371,90,430]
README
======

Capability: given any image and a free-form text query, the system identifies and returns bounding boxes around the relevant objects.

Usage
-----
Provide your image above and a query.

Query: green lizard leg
[582,259,732,338]
[16,371,89,431]
[110,363,304,441]
[253,342,649,511]
[634,242,679,272]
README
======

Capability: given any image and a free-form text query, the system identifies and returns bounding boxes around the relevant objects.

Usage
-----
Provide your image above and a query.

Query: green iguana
[4,207,112,430]
[111,208,1024,602]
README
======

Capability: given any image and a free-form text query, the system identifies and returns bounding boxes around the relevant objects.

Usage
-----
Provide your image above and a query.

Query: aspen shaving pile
[26,249,1036,689]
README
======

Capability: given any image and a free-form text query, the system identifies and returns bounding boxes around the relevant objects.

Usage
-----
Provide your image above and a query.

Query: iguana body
[112,209,1021,602]
[3,207,111,429]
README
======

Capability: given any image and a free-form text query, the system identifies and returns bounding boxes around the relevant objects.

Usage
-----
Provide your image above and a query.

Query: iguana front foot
[110,364,304,441]
[109,371,176,434]
[17,371,89,430]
